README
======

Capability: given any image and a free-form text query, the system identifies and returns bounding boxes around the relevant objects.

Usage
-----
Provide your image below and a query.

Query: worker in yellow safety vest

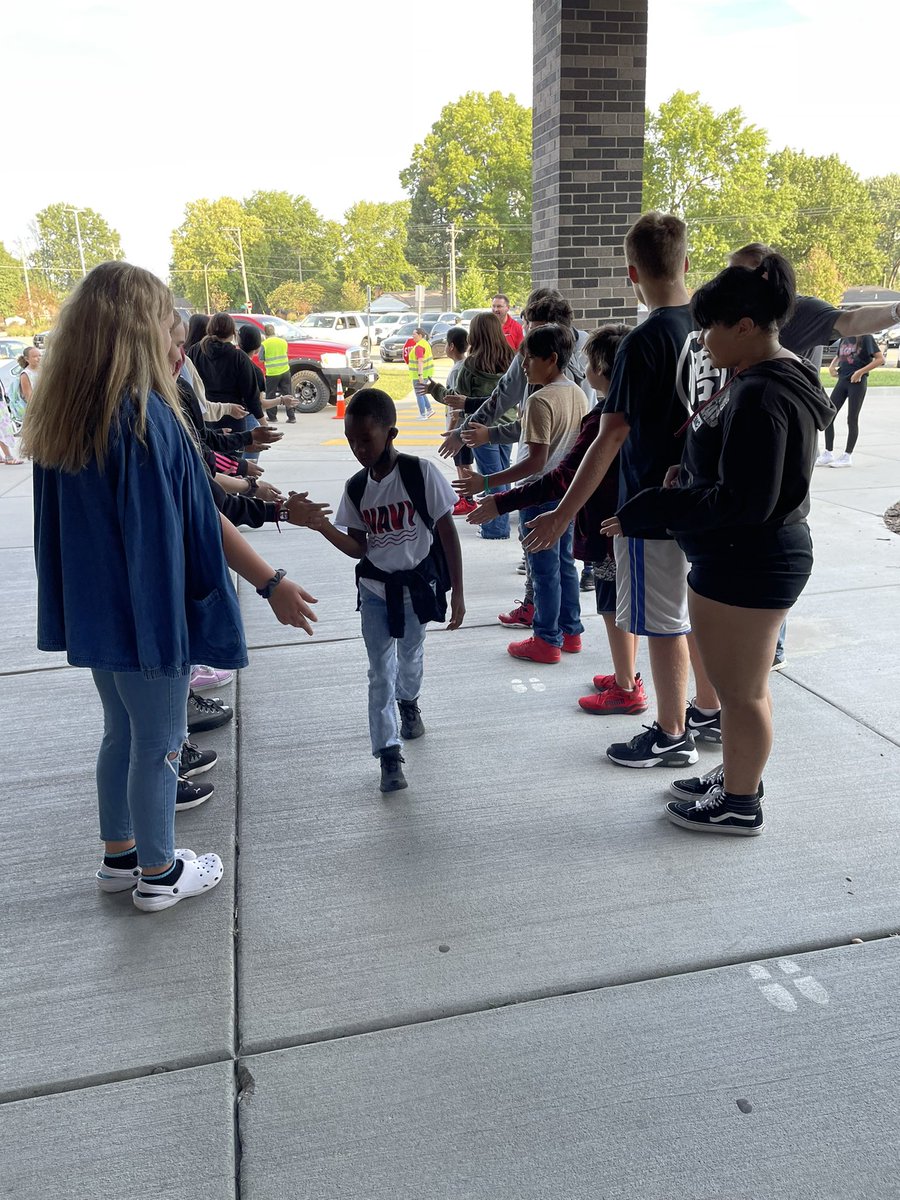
[260,324,295,423]
[407,326,436,419]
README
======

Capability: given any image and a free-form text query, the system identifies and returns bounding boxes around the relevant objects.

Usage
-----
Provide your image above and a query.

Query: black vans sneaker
[176,777,214,811]
[606,722,699,769]
[379,747,408,793]
[670,763,765,802]
[187,691,234,733]
[180,740,218,778]
[398,699,425,740]
[685,702,722,743]
[666,785,764,836]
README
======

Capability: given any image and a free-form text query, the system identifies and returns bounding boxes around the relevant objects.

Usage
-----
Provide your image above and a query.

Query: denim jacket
[34,391,249,678]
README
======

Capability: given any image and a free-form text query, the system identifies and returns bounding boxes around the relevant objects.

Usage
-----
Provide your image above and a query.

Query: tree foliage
[456,265,490,310]
[0,243,24,320]
[169,197,265,311]
[342,200,416,292]
[768,150,879,286]
[643,91,775,283]
[401,91,532,297]
[265,280,325,318]
[866,174,900,286]
[30,203,124,293]
[794,246,844,307]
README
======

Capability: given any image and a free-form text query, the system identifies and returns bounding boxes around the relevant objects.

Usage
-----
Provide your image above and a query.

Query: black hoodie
[186,338,263,418]
[617,357,835,551]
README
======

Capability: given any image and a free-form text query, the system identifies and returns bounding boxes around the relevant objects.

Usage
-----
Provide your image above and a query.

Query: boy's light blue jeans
[91,669,190,868]
[520,500,583,648]
[359,586,426,755]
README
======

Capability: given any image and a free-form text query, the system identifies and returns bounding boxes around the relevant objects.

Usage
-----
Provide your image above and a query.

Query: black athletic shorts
[680,522,813,610]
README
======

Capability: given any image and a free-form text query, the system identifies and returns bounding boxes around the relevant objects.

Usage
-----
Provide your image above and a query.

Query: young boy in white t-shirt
[310,389,465,792]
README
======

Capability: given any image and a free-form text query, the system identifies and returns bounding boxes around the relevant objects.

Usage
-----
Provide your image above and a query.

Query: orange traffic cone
[333,377,345,419]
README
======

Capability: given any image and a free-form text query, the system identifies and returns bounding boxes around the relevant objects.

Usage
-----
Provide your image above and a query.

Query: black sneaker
[686,701,722,744]
[606,722,699,769]
[187,691,234,733]
[379,747,408,792]
[180,739,218,778]
[579,565,595,592]
[398,699,425,740]
[670,764,765,802]
[666,785,764,836]
[176,777,214,811]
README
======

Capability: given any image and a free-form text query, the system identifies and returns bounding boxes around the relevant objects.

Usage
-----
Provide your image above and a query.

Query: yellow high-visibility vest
[261,336,290,376]
[407,338,434,379]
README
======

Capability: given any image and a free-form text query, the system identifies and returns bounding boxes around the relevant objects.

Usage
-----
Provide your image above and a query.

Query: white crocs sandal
[95,848,197,894]
[132,852,223,912]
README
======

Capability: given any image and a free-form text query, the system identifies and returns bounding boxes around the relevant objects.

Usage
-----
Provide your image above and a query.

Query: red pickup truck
[229,313,378,413]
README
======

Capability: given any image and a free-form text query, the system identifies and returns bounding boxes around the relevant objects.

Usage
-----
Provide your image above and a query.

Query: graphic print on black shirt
[835,335,878,378]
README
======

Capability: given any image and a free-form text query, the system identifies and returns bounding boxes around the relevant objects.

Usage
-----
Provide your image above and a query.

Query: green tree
[169,198,265,311]
[456,265,489,310]
[243,190,341,309]
[401,91,532,298]
[265,280,325,318]
[768,150,880,286]
[0,243,24,320]
[795,246,844,307]
[342,200,417,292]
[340,279,368,311]
[643,91,775,283]
[30,204,124,294]
[866,174,900,286]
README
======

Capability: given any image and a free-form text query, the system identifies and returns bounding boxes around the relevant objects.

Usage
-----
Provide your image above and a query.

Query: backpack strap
[395,453,434,531]
[345,465,369,525]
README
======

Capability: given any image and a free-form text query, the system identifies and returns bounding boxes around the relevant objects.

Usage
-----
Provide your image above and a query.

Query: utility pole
[67,208,87,278]
[18,242,33,324]
[297,254,303,283]
[448,223,458,311]
[203,262,211,314]
[224,226,251,312]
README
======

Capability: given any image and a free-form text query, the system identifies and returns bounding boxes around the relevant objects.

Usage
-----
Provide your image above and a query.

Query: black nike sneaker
[606,722,699,769]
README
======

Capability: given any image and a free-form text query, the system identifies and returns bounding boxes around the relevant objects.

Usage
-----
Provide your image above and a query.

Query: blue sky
[1,0,893,278]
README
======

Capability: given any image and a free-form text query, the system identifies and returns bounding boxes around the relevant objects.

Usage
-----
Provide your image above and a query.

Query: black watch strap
[256,568,286,599]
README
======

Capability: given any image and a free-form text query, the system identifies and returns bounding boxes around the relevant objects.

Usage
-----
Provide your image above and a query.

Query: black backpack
[346,453,451,600]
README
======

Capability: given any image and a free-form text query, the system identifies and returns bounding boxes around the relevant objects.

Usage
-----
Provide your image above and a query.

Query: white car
[457,308,492,330]
[371,312,413,344]
[298,312,372,353]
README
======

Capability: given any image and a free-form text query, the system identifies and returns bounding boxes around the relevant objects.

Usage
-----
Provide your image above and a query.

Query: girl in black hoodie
[603,254,834,837]
[186,311,263,434]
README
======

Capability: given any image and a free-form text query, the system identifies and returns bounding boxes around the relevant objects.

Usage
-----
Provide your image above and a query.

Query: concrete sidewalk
[2,393,899,1197]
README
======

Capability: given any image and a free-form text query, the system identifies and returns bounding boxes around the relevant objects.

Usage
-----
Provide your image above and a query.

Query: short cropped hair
[345,388,397,427]
[624,212,687,281]
[264,323,275,336]
[521,288,573,327]
[446,326,468,354]
[523,322,575,372]
[583,323,630,377]
[492,293,510,304]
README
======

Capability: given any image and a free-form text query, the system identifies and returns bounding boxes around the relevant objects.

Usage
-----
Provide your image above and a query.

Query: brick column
[533,0,648,325]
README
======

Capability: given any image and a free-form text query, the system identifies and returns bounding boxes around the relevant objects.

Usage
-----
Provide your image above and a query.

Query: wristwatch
[247,476,258,494]
[256,568,286,599]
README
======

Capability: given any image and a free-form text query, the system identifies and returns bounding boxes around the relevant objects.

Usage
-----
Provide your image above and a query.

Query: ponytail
[691,251,796,331]
[199,312,236,355]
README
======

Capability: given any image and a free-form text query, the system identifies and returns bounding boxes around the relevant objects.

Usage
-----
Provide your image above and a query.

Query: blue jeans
[359,587,427,755]
[413,380,432,417]
[91,670,190,868]
[474,442,512,538]
[521,500,583,647]
[775,618,787,663]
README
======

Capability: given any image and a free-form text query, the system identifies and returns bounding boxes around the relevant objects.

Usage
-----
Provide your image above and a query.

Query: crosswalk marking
[321,399,449,447]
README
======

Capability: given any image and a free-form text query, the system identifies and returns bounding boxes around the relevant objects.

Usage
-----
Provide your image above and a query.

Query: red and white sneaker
[190,665,235,691]
[452,497,477,516]
[578,677,648,715]
[498,600,534,627]
[562,633,582,654]
[507,635,561,664]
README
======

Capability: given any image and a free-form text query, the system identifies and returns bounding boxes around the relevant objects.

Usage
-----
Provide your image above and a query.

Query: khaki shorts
[615,537,690,636]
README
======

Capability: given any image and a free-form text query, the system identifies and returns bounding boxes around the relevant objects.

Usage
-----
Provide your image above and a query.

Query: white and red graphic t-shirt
[335,457,457,598]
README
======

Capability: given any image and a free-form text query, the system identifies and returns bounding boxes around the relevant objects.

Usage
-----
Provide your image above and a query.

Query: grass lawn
[820,368,900,387]
[373,359,449,404]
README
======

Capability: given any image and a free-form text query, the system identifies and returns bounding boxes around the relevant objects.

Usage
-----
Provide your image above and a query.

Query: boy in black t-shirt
[524,212,705,769]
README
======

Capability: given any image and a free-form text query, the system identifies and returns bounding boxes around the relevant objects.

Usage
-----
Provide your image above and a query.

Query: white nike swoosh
[651,741,683,754]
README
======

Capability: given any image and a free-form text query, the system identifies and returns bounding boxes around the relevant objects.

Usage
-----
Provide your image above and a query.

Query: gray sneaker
[398,698,425,740]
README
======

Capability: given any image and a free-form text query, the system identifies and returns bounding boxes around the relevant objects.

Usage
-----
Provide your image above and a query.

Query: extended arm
[454,441,549,496]
[317,520,367,559]
[835,304,900,338]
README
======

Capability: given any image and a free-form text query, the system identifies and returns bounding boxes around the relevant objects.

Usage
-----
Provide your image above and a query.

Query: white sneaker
[815,450,834,467]
[132,851,223,912]
[829,452,852,468]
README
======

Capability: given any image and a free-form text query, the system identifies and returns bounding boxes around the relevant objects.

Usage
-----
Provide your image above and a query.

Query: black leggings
[825,378,867,453]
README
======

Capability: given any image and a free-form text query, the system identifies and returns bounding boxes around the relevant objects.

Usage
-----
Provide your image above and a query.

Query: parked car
[379,321,452,363]
[33,330,51,349]
[372,312,412,344]
[882,324,900,349]
[229,313,377,414]
[297,312,372,352]
[436,312,461,326]
[457,308,491,330]
[0,337,29,359]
